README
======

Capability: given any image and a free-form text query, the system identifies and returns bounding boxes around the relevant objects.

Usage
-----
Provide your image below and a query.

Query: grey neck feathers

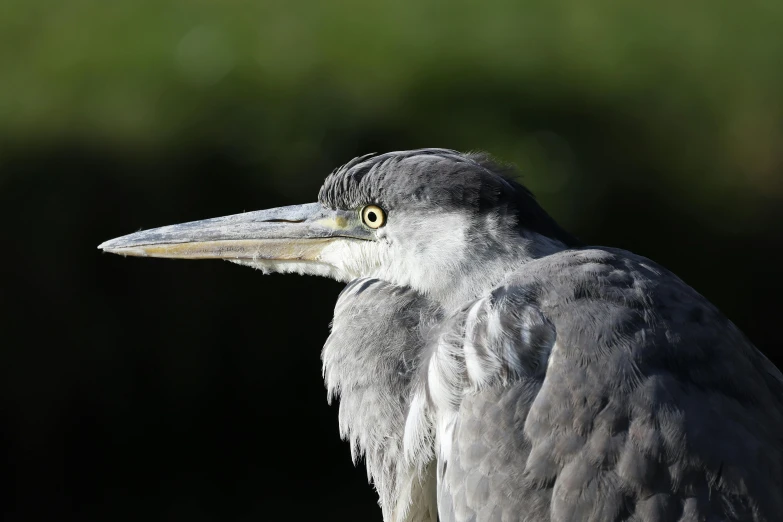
[429,227,569,311]
[322,278,441,522]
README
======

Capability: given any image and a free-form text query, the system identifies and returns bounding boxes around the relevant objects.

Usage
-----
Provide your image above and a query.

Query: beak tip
[98,238,121,252]
[98,238,148,257]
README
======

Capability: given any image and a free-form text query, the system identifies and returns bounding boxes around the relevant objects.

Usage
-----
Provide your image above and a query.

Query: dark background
[2,2,782,521]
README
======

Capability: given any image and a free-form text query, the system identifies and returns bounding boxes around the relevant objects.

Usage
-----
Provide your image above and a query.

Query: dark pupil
[367,211,377,223]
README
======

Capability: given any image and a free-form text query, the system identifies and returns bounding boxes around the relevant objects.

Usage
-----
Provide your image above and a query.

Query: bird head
[100,149,578,306]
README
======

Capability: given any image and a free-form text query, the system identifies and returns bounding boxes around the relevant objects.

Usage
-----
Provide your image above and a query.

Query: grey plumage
[100,148,783,522]
[430,248,783,521]
[319,149,579,249]
[323,278,441,521]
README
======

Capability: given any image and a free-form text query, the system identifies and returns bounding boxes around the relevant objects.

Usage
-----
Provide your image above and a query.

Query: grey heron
[100,149,783,522]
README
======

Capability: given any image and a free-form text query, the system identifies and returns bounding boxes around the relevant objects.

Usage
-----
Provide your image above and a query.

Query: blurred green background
[2,1,782,521]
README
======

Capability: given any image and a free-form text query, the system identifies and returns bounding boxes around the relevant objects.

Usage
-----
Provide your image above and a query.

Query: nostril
[262,219,306,223]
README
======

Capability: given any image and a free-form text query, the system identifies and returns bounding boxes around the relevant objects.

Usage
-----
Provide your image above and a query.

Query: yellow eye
[361,205,386,229]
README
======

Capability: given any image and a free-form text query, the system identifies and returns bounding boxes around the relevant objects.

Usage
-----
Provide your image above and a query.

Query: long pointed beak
[98,203,372,262]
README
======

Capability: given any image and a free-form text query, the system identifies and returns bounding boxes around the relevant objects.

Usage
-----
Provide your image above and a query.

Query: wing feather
[426,248,783,522]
